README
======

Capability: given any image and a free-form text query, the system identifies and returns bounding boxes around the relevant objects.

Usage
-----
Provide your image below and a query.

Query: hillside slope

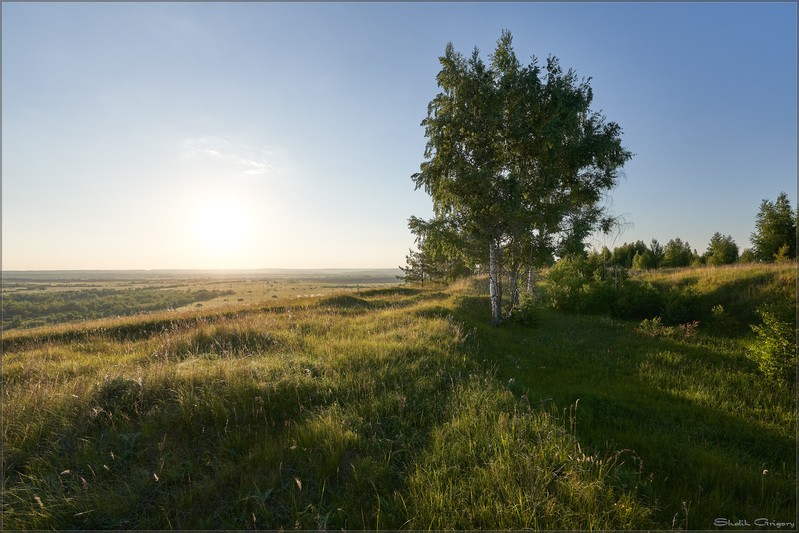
[2,266,795,529]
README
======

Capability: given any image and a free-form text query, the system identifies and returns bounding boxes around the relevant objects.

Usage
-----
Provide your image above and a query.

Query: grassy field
[1,264,795,529]
[1,269,401,329]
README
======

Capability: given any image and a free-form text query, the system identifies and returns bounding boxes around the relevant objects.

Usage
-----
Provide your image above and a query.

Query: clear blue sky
[3,2,796,270]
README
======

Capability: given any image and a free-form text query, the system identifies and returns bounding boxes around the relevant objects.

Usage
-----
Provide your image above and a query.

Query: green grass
[638,262,795,334]
[1,272,400,330]
[2,265,795,529]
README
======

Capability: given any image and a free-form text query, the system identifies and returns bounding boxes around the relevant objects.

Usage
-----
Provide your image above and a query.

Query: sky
[2,2,796,270]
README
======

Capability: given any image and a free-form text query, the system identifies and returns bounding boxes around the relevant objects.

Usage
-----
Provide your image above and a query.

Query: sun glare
[192,197,253,253]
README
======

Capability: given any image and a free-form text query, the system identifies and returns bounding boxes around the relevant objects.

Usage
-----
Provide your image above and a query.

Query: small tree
[661,238,693,268]
[705,232,738,266]
[631,239,663,270]
[632,250,655,270]
[737,248,756,263]
[399,247,430,284]
[401,216,475,284]
[690,249,704,267]
[751,192,797,262]
[610,240,648,268]
[648,239,664,267]
[773,243,791,263]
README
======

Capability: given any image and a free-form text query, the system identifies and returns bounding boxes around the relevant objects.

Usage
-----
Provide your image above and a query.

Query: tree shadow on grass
[449,294,796,528]
[676,270,794,338]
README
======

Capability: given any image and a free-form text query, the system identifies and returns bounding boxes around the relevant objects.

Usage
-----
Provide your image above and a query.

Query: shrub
[545,259,668,320]
[710,304,735,332]
[637,317,699,339]
[511,292,544,326]
[544,257,593,313]
[637,316,665,336]
[661,286,699,325]
[749,305,796,386]
[738,248,757,264]
[611,280,663,319]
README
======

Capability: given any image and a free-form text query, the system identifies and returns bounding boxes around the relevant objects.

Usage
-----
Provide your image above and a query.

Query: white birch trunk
[508,267,520,314]
[526,267,536,293]
[488,240,502,327]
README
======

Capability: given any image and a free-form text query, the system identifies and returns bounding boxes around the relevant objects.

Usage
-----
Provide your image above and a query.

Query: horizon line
[2,266,403,273]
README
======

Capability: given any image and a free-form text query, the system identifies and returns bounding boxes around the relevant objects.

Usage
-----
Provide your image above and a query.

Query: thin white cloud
[180,136,291,179]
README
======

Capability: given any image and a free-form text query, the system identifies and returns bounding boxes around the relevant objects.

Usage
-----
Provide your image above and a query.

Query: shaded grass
[450,281,796,529]
[317,294,372,309]
[406,380,653,530]
[638,262,796,336]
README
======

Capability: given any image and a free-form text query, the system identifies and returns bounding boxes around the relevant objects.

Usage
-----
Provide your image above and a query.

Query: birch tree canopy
[411,31,632,326]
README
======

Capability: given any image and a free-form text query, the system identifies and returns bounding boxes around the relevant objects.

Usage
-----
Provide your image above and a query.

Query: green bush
[545,258,709,326]
[637,316,699,339]
[544,257,592,313]
[661,286,699,325]
[511,292,544,326]
[545,258,665,319]
[749,305,796,386]
[709,304,735,333]
[610,280,663,319]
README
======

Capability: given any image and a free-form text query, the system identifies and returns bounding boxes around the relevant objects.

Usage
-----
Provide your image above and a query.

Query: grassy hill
[638,262,795,335]
[2,264,795,529]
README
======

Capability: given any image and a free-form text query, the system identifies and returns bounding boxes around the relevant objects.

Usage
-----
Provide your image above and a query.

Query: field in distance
[1,268,402,329]
[1,263,795,529]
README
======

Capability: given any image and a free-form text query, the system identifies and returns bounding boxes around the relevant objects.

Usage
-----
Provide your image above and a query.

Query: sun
[192,197,253,252]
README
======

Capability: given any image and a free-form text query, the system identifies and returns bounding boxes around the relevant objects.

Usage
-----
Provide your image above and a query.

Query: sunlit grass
[2,265,795,529]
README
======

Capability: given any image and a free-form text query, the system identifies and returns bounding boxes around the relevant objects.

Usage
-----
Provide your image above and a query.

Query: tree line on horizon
[585,191,797,271]
[403,188,796,281]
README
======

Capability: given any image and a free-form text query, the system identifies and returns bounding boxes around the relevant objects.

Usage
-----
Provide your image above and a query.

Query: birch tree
[412,31,631,326]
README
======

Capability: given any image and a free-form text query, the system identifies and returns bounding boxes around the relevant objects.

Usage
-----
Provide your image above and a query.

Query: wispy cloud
[180,136,292,179]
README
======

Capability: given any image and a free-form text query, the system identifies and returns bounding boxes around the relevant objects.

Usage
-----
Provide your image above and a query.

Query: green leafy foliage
[632,250,658,270]
[609,240,648,268]
[400,216,474,284]
[750,192,797,262]
[509,291,544,326]
[738,248,757,263]
[637,316,699,339]
[773,243,792,263]
[410,31,631,325]
[749,305,796,386]
[543,255,696,324]
[661,238,693,268]
[705,232,739,266]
